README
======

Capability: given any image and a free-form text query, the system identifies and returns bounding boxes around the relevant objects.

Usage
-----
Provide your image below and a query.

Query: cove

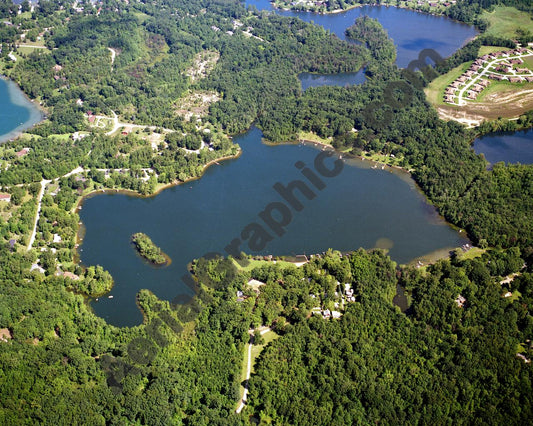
[245,1,477,68]
[473,129,533,166]
[0,78,43,143]
[79,127,468,327]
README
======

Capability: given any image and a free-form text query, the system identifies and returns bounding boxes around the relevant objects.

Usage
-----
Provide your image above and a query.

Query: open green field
[481,6,533,39]
[524,56,533,69]
[298,130,332,144]
[475,79,533,103]
[456,247,486,261]
[425,62,471,105]
[478,46,511,56]
[232,258,297,272]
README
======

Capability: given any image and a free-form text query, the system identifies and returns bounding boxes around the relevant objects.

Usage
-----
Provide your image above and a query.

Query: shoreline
[73,150,242,247]
[0,76,46,144]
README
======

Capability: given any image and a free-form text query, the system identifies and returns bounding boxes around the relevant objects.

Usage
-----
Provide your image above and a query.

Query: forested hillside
[0,0,532,423]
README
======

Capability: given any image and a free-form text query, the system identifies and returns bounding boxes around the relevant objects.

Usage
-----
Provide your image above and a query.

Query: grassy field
[232,258,297,272]
[425,62,471,105]
[481,6,533,39]
[478,46,511,56]
[475,80,533,103]
[524,56,533,69]
[456,247,486,261]
[298,130,332,144]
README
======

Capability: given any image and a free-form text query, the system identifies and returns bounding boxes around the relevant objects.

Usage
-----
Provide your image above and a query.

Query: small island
[131,233,170,266]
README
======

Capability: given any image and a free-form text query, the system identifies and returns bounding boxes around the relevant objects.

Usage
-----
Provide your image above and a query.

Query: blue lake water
[0,78,43,143]
[473,129,533,165]
[80,127,468,327]
[299,69,366,90]
[246,1,477,68]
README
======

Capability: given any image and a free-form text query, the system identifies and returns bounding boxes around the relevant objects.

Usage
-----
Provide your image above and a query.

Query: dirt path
[108,48,116,71]
[27,178,51,251]
[236,327,271,414]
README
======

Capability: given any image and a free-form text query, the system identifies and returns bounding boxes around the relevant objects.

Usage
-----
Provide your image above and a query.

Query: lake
[0,78,43,143]
[299,69,366,90]
[473,129,533,166]
[245,1,477,68]
[79,127,468,327]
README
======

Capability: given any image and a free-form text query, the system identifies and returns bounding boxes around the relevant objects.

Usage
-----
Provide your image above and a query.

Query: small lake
[299,69,366,90]
[79,127,468,327]
[0,78,43,143]
[246,1,477,68]
[473,129,533,166]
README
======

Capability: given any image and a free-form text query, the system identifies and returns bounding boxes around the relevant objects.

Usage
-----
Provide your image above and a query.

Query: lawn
[232,258,297,272]
[478,46,512,56]
[481,6,533,39]
[425,62,471,105]
[475,79,533,103]
[298,130,332,145]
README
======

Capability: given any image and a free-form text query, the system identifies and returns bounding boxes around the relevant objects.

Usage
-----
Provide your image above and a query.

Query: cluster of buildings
[444,47,533,104]
[312,282,357,320]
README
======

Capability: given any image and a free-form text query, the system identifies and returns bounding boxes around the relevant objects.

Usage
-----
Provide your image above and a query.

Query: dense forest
[0,0,532,423]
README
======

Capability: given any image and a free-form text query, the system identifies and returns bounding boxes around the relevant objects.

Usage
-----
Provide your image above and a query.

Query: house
[444,95,455,103]
[464,70,475,77]
[525,76,533,82]
[470,64,480,71]
[488,74,504,81]
[472,84,484,92]
[63,271,80,280]
[88,115,96,123]
[509,58,523,65]
[455,295,466,308]
[0,193,11,202]
[457,76,467,83]
[509,77,522,83]
[53,64,63,72]
[516,68,529,73]
[121,126,133,135]
[53,234,62,243]
[0,328,12,343]
[504,291,513,298]
[30,263,45,274]
[331,311,342,319]
[450,81,461,88]
[16,147,30,157]
[467,91,478,99]
[479,79,490,87]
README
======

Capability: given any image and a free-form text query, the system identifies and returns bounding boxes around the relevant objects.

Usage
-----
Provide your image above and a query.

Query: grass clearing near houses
[425,62,471,106]
[478,46,512,56]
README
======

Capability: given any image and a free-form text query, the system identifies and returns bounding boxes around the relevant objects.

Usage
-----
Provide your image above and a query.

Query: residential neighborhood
[444,47,533,105]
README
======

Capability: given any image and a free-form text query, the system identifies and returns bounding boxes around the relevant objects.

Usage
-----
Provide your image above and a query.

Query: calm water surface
[473,129,533,165]
[80,127,468,326]
[299,69,366,90]
[245,1,477,68]
[0,78,42,143]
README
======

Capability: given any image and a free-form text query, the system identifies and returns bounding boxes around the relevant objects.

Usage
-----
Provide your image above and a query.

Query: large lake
[246,1,477,68]
[80,127,468,327]
[0,78,43,143]
[473,129,533,165]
